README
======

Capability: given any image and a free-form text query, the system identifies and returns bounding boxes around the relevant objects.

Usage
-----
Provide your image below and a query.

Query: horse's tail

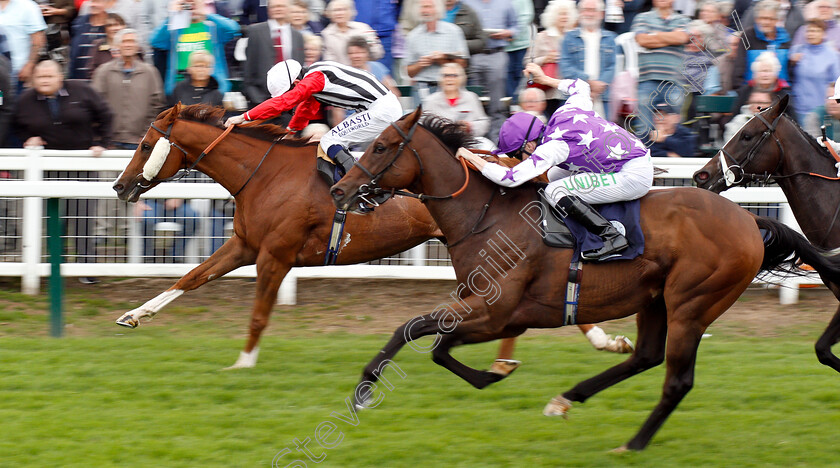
[755,216,840,287]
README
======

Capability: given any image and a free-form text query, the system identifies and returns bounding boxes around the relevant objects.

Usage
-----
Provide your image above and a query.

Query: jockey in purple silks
[459,63,654,261]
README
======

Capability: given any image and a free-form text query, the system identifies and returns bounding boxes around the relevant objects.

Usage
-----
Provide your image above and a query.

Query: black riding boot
[556,195,628,260]
[329,147,356,181]
[329,147,373,213]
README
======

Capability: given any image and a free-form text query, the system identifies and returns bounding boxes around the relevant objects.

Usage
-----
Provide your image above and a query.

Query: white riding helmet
[833,75,840,102]
[266,59,303,98]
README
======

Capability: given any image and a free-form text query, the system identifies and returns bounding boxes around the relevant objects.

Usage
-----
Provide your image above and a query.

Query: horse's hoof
[222,362,255,371]
[610,445,629,453]
[222,349,259,370]
[489,359,521,376]
[354,395,373,411]
[605,336,634,354]
[115,315,138,328]
[543,395,572,418]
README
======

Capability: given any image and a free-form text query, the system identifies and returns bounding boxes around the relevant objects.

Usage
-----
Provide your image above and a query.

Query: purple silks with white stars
[544,105,647,175]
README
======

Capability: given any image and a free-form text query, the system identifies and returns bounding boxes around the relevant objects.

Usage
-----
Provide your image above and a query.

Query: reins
[718,111,840,186]
[144,122,234,185]
[143,117,284,198]
[718,109,840,247]
[354,120,476,203]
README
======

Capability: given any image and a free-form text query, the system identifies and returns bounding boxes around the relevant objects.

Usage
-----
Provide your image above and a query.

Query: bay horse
[110,103,625,369]
[693,93,840,373]
[330,106,840,450]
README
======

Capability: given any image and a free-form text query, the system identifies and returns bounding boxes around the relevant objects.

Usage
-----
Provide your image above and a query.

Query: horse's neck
[192,133,302,197]
[416,144,504,252]
[777,123,840,248]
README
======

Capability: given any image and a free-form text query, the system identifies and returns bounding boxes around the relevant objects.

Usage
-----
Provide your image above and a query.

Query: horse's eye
[374,144,386,153]
[742,133,753,142]
[141,142,152,151]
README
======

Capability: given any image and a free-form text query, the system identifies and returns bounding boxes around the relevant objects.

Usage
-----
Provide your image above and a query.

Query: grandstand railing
[0,149,817,304]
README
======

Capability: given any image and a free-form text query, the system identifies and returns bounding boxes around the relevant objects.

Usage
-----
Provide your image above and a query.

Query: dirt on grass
[0,277,837,339]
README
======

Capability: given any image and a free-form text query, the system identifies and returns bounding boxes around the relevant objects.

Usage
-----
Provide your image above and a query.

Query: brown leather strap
[202,124,234,155]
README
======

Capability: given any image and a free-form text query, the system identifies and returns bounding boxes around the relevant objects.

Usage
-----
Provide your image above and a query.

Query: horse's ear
[163,102,182,126]
[774,94,790,115]
[404,105,423,128]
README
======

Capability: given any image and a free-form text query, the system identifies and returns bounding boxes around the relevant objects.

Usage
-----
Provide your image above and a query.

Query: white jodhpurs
[544,153,654,204]
[319,92,403,153]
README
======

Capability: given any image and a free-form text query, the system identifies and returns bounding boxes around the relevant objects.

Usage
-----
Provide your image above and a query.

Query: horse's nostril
[694,172,709,184]
[113,183,123,192]
[331,188,344,199]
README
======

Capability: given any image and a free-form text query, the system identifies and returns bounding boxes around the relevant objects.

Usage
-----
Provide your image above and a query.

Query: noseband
[716,110,785,188]
[353,120,471,204]
[140,120,234,187]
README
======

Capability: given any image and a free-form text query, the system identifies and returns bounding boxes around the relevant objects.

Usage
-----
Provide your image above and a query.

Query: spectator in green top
[150,0,240,97]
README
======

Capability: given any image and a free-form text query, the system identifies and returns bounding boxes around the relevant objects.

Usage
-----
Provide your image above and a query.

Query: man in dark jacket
[243,0,305,106]
[14,60,112,280]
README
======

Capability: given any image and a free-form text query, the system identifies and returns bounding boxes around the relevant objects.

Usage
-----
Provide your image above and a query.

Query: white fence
[0,149,819,304]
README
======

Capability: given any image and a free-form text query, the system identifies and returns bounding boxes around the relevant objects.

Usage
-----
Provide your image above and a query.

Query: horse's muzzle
[330,185,354,210]
[113,175,147,203]
[692,169,723,193]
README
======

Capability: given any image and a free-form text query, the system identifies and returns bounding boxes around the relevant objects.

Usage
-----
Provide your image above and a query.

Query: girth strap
[324,209,348,265]
[563,261,583,326]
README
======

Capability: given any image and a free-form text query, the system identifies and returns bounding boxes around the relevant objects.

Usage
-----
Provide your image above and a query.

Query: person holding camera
[405,0,469,96]
[149,0,239,97]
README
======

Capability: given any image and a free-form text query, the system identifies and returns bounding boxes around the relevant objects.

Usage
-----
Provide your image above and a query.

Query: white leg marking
[224,347,260,370]
[585,325,609,349]
[115,289,184,326]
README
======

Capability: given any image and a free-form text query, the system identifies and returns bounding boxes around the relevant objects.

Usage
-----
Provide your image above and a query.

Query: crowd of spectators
[0,0,837,153]
[4,0,840,266]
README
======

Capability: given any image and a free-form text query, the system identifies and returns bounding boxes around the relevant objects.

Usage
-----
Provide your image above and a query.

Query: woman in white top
[422,63,490,140]
[320,0,384,65]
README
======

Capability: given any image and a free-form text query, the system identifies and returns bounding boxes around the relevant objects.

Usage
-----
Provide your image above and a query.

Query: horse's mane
[175,104,315,147]
[417,114,480,153]
[781,113,834,160]
[410,113,549,191]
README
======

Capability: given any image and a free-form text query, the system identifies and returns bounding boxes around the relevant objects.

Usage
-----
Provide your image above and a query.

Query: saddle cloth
[538,191,645,262]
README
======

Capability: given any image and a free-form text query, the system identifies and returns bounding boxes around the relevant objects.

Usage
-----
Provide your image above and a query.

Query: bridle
[138,118,272,197]
[352,119,472,205]
[716,109,785,188]
[715,106,840,247]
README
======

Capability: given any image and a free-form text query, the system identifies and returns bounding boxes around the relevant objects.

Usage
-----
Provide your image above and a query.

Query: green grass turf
[1,334,839,467]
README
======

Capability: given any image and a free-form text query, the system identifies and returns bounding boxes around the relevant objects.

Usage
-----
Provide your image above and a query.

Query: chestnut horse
[693,94,840,372]
[110,104,625,369]
[112,103,441,368]
[330,107,840,450]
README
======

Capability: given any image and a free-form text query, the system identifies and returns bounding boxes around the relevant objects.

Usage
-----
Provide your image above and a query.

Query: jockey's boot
[327,146,357,182]
[328,145,373,213]
[556,195,628,261]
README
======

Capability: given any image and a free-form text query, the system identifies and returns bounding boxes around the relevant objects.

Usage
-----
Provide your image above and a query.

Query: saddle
[537,188,575,248]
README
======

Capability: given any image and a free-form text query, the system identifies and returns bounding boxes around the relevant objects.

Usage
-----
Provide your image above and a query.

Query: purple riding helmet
[492,113,546,157]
